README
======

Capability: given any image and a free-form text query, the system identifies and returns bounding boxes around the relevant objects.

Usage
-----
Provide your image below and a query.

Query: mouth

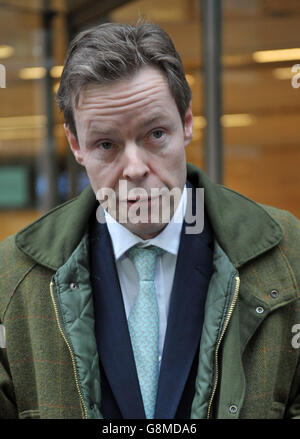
[126,195,161,207]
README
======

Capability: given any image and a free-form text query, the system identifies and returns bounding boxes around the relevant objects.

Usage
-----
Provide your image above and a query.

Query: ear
[64,124,84,166]
[183,104,193,147]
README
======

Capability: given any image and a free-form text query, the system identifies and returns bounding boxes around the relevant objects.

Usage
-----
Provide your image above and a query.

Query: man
[0,22,300,420]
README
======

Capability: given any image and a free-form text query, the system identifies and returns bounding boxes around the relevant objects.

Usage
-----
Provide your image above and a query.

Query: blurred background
[0,0,300,241]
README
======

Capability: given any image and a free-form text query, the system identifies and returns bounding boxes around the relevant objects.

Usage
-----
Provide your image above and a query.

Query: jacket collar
[15,184,97,271]
[15,163,284,270]
[186,163,284,268]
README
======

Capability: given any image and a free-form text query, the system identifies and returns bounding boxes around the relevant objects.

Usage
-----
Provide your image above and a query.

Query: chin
[125,221,168,240]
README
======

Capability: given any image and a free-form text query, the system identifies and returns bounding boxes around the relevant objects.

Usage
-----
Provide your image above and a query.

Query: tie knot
[127,245,163,281]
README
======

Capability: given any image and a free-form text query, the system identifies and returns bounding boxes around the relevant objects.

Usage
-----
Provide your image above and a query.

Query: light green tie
[127,245,163,419]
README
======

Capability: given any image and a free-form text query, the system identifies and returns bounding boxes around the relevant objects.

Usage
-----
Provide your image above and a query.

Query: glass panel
[222,0,300,219]
[0,3,67,240]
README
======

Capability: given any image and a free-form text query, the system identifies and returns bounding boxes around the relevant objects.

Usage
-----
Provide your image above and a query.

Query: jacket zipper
[49,280,88,419]
[206,275,240,419]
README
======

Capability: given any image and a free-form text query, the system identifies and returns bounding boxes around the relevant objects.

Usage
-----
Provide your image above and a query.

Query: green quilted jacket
[0,163,300,419]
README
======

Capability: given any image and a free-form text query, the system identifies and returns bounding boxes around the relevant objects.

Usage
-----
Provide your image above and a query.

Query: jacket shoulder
[261,204,300,290]
[262,204,300,239]
[0,234,36,321]
[15,185,96,271]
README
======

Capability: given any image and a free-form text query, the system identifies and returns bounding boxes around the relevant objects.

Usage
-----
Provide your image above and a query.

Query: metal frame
[41,6,59,208]
[201,0,223,184]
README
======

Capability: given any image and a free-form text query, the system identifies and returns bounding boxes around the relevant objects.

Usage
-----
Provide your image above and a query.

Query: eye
[99,141,114,151]
[151,130,165,140]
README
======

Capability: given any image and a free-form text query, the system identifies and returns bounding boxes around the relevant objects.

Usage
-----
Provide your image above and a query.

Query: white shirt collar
[104,185,187,260]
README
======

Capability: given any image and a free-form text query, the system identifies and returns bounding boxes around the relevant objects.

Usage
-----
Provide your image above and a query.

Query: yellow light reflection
[221,114,256,128]
[193,114,255,129]
[19,67,46,80]
[18,65,63,80]
[50,65,63,78]
[253,48,300,63]
[193,116,206,130]
[0,45,14,59]
[272,67,294,80]
[53,82,60,94]
[186,74,195,87]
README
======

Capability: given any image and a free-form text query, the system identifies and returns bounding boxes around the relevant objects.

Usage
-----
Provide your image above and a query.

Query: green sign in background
[0,166,29,207]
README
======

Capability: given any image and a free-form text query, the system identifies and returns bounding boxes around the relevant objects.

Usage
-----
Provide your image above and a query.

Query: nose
[122,142,150,181]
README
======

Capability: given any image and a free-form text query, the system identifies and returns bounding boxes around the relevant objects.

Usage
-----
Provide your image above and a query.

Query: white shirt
[104,186,187,366]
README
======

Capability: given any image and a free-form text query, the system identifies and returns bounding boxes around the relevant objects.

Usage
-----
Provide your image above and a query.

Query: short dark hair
[56,21,191,140]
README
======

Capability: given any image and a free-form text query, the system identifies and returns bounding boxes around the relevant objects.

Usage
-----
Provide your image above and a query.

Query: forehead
[74,66,177,128]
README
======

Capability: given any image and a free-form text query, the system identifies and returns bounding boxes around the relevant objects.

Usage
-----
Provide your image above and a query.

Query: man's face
[65,66,193,239]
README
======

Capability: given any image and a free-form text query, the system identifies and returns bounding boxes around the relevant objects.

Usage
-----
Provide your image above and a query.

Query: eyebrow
[88,127,115,136]
[86,122,117,138]
[139,115,169,129]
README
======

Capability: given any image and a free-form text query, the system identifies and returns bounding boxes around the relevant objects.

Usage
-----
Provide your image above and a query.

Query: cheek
[166,142,186,170]
[153,148,186,186]
[168,144,187,184]
[84,157,121,190]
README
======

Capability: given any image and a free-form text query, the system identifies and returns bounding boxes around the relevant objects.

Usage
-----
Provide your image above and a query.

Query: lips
[128,195,148,201]
[126,196,160,206]
[127,196,150,204]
